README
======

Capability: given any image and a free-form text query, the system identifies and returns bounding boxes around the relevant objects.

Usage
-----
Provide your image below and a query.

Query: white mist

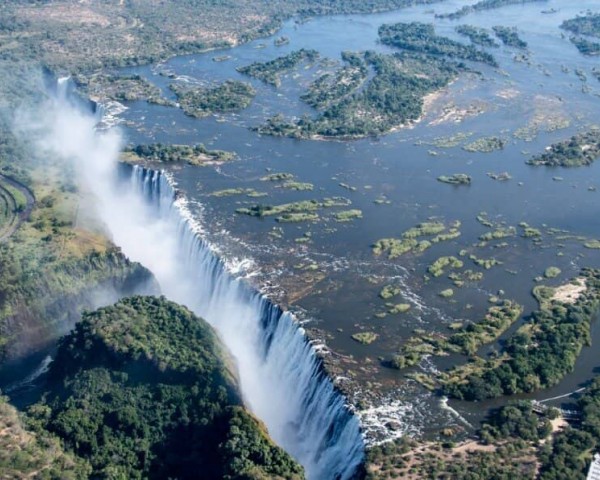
[14,82,364,480]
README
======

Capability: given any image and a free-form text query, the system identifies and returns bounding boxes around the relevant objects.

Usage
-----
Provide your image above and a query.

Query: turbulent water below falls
[119,165,364,479]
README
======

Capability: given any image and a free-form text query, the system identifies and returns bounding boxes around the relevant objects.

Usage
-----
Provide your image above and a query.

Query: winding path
[0,174,35,242]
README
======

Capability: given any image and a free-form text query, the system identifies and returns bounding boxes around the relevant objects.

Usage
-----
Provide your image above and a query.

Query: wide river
[117,0,600,440]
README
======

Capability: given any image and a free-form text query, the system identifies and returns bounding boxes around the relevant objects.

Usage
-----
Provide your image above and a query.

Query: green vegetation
[439,288,454,298]
[352,331,378,344]
[0,0,435,81]
[237,49,319,87]
[428,256,464,277]
[73,73,168,104]
[0,396,90,479]
[334,209,363,222]
[463,136,506,152]
[419,132,473,148]
[476,213,494,228]
[446,300,523,354]
[493,26,528,49]
[391,300,523,367]
[479,226,516,241]
[123,143,235,165]
[0,137,155,363]
[301,52,369,108]
[569,37,600,56]
[448,269,484,287]
[487,171,512,181]
[373,220,461,259]
[538,377,600,479]
[437,174,471,185]
[437,0,548,20]
[520,222,542,238]
[256,20,494,139]
[443,269,600,400]
[455,25,499,48]
[282,181,314,191]
[236,200,320,217]
[29,297,303,479]
[235,196,353,222]
[274,36,290,46]
[544,266,561,278]
[209,188,267,197]
[480,401,553,443]
[526,129,600,167]
[367,375,600,478]
[378,22,497,66]
[0,123,156,364]
[261,172,294,182]
[561,13,600,38]
[584,239,600,249]
[388,303,411,314]
[370,439,537,479]
[257,49,460,139]
[170,80,255,117]
[469,254,502,269]
[276,213,320,223]
[379,285,402,299]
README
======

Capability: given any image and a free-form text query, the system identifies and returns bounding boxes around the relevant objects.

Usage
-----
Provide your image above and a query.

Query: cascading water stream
[23,75,365,479]
[119,165,365,479]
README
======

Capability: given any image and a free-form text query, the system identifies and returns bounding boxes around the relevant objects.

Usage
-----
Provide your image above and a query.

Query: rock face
[0,248,158,366]
[32,296,305,479]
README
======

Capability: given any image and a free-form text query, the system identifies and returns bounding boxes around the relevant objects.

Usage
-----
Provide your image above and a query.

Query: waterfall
[121,165,365,480]
[30,73,365,480]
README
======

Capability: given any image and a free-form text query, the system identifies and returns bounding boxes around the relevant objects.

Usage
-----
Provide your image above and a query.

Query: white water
[17,78,365,479]
[124,166,365,479]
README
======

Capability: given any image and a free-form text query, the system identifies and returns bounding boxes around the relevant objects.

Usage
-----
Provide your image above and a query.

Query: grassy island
[437,0,548,21]
[74,73,169,105]
[257,50,459,139]
[301,52,369,109]
[255,22,501,139]
[237,49,319,87]
[378,22,498,66]
[373,220,461,259]
[456,25,499,48]
[390,300,523,368]
[235,197,351,223]
[463,136,506,152]
[561,13,600,38]
[171,80,256,117]
[493,26,528,49]
[442,269,600,400]
[437,174,472,185]
[123,143,235,165]
[526,129,600,167]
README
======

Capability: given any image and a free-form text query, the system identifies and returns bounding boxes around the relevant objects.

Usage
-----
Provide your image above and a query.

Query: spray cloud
[13,80,364,480]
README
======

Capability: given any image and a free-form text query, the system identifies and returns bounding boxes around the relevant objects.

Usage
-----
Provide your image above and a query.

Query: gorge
[47,78,365,479]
